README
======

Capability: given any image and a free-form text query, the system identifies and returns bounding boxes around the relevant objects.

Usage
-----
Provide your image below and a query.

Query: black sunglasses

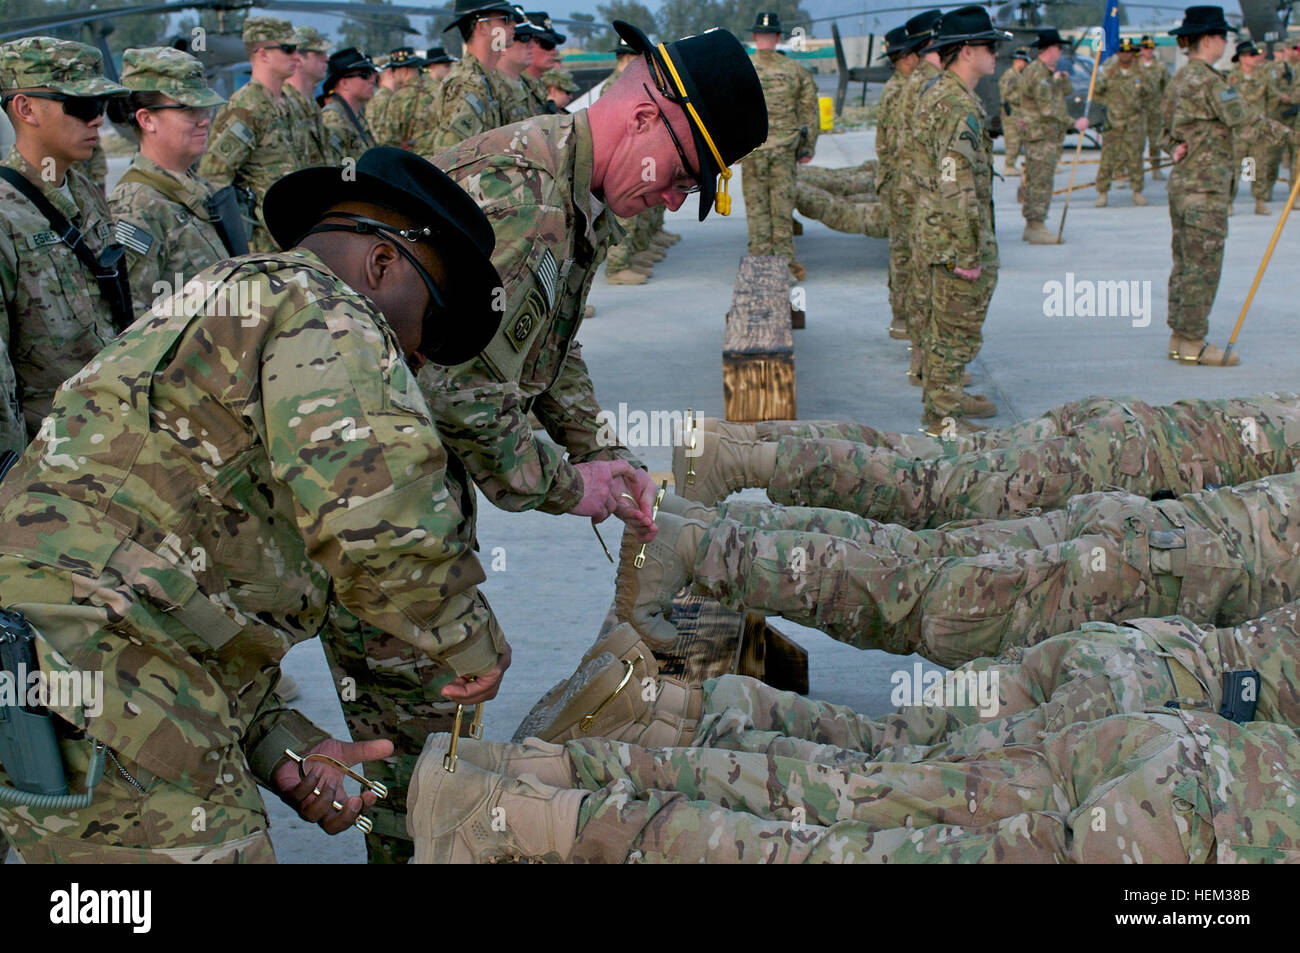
[263,43,298,54]
[3,90,111,122]
[642,82,700,194]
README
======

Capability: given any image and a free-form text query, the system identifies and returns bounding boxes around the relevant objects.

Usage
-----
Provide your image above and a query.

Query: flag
[1100,0,1122,62]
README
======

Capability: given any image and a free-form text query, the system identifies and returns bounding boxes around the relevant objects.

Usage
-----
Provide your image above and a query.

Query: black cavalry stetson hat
[1232,39,1261,61]
[1032,27,1068,49]
[752,11,782,35]
[385,46,429,69]
[526,11,565,45]
[924,6,1012,52]
[1170,5,1237,36]
[443,0,517,32]
[878,26,910,60]
[263,147,503,366]
[614,20,768,221]
[902,9,943,54]
[426,46,456,64]
[323,47,375,93]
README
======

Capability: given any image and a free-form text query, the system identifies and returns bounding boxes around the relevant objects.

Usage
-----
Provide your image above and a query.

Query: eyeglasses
[148,103,217,123]
[2,90,111,122]
[342,69,377,81]
[642,82,700,194]
[263,43,298,55]
[536,40,556,51]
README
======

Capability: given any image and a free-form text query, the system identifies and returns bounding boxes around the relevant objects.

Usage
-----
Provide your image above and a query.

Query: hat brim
[923,29,1012,54]
[263,165,504,366]
[44,76,130,96]
[444,1,517,31]
[1170,21,1237,36]
[167,86,226,107]
[613,19,721,222]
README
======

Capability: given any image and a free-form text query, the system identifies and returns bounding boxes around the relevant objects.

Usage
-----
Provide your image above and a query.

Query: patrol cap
[878,26,911,61]
[294,26,332,53]
[386,46,429,69]
[0,36,128,97]
[752,12,782,35]
[613,20,768,220]
[1170,6,1237,37]
[243,16,296,47]
[1031,27,1068,49]
[1116,37,1139,53]
[443,0,518,32]
[264,146,503,365]
[1012,46,1032,62]
[924,6,1012,53]
[901,9,943,54]
[542,67,576,91]
[120,47,225,107]
[1232,39,1262,61]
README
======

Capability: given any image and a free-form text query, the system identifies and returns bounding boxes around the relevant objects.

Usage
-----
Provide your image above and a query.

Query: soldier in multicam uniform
[0,147,511,863]
[107,47,230,316]
[1163,6,1291,366]
[522,11,565,114]
[315,23,767,864]
[378,48,442,153]
[1138,35,1169,178]
[997,47,1029,175]
[1017,27,1089,243]
[492,12,538,124]
[199,17,304,251]
[873,25,916,340]
[909,7,1006,435]
[543,68,577,110]
[1269,41,1300,205]
[790,180,887,237]
[0,37,129,452]
[1226,39,1286,214]
[320,48,378,161]
[429,0,515,152]
[1094,38,1150,207]
[670,392,1300,529]
[741,12,819,282]
[284,25,336,166]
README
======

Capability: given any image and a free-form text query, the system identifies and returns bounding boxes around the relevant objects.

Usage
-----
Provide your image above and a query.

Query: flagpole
[1057,29,1105,242]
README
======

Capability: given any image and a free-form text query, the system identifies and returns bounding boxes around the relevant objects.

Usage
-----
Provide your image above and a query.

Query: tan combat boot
[1132,191,1148,206]
[921,412,987,436]
[1168,333,1239,366]
[641,245,666,262]
[649,233,673,250]
[606,268,648,285]
[961,392,997,418]
[678,414,759,444]
[789,260,807,281]
[1023,220,1061,244]
[631,251,658,268]
[658,229,682,244]
[451,736,577,787]
[671,428,777,504]
[1094,192,1108,207]
[626,261,654,277]
[614,513,703,649]
[408,736,585,864]
[514,622,702,746]
[1255,199,1271,215]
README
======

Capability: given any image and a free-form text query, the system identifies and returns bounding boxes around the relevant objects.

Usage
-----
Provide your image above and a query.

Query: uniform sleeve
[936,109,982,269]
[531,345,643,469]
[798,66,820,159]
[0,220,25,451]
[260,298,506,677]
[198,102,256,189]
[108,192,167,317]
[433,75,492,151]
[1211,78,1292,146]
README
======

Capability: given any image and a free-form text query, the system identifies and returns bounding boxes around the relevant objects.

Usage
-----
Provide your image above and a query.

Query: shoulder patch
[465,92,485,117]
[1219,88,1240,102]
[228,120,255,147]
[534,250,558,310]
[113,220,155,256]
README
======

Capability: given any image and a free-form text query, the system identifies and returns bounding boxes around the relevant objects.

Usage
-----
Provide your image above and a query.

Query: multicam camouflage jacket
[0,148,119,442]
[895,59,941,186]
[430,52,509,153]
[322,96,378,162]
[1140,55,1170,117]
[1227,64,1286,123]
[874,69,910,187]
[1016,57,1073,140]
[0,249,505,788]
[108,152,230,316]
[426,111,641,514]
[492,68,532,125]
[911,70,996,270]
[1164,58,1291,194]
[199,78,300,248]
[367,84,395,141]
[383,73,442,153]
[521,72,554,116]
[284,83,338,166]
[749,49,819,159]
[1095,58,1149,127]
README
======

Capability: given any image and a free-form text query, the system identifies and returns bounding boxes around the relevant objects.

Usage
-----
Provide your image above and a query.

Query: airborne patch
[505,288,547,352]
[113,220,155,256]
[534,250,558,310]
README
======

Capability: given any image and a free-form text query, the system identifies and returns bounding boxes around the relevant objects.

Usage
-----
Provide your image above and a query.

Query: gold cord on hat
[656,42,733,215]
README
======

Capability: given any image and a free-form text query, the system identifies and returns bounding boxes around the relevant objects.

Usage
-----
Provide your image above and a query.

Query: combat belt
[0,167,134,333]
[117,164,250,257]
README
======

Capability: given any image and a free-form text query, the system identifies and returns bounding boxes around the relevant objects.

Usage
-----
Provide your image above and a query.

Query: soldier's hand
[572,460,656,539]
[953,265,982,280]
[273,737,394,835]
[614,465,658,541]
[442,645,511,705]
[1173,142,1188,163]
[1073,117,1090,132]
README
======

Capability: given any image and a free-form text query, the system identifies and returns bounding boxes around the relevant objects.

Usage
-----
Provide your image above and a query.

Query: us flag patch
[535,250,558,310]
[113,220,154,256]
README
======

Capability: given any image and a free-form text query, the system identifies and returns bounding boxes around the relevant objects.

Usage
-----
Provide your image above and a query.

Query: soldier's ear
[628,101,657,136]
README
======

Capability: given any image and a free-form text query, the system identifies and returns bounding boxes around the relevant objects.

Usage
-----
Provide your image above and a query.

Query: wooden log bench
[723,255,798,423]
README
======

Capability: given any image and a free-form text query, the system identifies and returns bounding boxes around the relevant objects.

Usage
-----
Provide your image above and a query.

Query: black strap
[0,166,133,332]
[331,96,375,148]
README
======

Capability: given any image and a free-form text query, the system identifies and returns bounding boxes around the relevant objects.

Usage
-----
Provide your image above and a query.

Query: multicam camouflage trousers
[685,472,1300,668]
[753,393,1300,528]
[1021,136,1064,222]
[605,213,644,274]
[741,147,799,263]
[792,183,886,238]
[565,708,1298,862]
[796,160,878,197]
[919,264,997,421]
[1166,188,1228,341]
[1095,119,1146,194]
[1230,139,1279,202]
[1003,123,1022,168]
[882,177,914,327]
[1145,105,1164,166]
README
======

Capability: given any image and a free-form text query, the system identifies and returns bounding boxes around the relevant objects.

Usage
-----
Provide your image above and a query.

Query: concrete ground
[10,126,1294,864]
